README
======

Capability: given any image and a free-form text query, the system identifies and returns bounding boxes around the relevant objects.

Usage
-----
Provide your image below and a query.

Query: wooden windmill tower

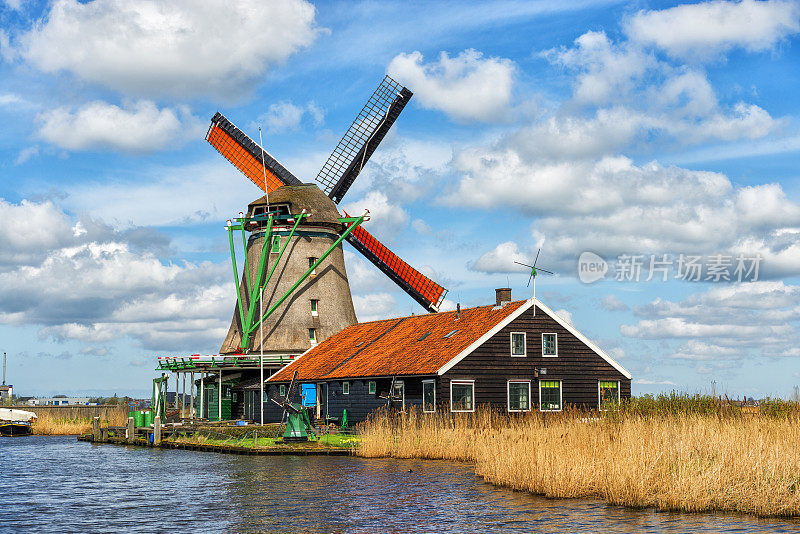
[206,76,448,359]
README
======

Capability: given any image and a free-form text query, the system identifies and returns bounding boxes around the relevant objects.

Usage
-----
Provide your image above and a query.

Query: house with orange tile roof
[258,288,631,424]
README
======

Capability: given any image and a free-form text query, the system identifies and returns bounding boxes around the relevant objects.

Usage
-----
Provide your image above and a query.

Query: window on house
[223,386,231,398]
[368,381,376,395]
[542,333,558,357]
[599,381,620,410]
[539,380,562,411]
[309,328,317,344]
[309,257,317,275]
[423,380,436,413]
[343,381,350,395]
[232,392,238,403]
[510,332,526,357]
[279,385,286,398]
[508,381,531,412]
[311,299,319,317]
[451,381,474,412]
[263,390,268,402]
[271,235,280,253]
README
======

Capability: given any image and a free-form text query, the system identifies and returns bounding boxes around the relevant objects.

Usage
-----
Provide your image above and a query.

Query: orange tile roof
[268,300,528,382]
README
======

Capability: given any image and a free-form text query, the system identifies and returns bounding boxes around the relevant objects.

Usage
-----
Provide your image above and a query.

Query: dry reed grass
[357,403,800,517]
[29,405,128,435]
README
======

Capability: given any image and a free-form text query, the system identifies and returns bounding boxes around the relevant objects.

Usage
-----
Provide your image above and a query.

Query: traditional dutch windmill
[206,76,448,360]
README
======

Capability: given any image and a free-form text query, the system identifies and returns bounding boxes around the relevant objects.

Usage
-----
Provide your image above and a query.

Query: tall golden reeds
[29,405,128,435]
[357,396,800,518]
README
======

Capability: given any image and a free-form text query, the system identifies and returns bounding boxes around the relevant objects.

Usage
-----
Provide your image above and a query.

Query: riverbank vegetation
[163,426,359,449]
[31,405,128,435]
[357,394,800,518]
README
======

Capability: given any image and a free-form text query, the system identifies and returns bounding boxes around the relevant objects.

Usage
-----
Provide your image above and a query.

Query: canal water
[2,436,799,533]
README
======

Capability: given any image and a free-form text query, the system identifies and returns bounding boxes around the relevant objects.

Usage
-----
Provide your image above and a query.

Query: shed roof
[268,300,529,382]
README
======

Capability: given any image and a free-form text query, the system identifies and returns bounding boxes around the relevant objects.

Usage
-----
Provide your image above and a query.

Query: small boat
[0,408,36,436]
[0,420,32,436]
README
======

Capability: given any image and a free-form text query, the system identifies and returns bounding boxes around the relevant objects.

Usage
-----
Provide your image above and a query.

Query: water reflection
[1,436,798,533]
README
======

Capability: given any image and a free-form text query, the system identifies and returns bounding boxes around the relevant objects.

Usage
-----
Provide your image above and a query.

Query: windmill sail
[316,76,413,203]
[344,221,447,312]
[206,112,302,194]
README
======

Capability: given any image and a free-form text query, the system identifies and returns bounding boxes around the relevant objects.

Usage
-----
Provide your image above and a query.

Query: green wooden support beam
[248,211,368,335]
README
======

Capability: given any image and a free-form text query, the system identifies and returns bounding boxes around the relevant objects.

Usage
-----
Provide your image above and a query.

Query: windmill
[379,376,403,410]
[269,370,314,442]
[514,248,554,302]
[206,76,448,358]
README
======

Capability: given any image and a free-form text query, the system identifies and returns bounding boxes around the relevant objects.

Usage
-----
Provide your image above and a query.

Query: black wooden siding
[441,304,630,411]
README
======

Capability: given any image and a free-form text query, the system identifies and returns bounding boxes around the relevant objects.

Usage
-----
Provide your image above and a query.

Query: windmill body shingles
[269,301,526,381]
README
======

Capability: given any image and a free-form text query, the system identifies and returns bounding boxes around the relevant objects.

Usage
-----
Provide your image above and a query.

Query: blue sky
[1,0,799,398]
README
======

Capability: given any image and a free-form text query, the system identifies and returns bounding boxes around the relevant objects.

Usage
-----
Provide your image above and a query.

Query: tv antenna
[514,248,555,302]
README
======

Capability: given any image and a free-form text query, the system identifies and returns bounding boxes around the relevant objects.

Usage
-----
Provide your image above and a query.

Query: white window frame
[279,385,286,398]
[450,379,475,413]
[393,380,405,411]
[308,257,317,275]
[542,332,558,357]
[342,381,350,395]
[598,380,621,411]
[507,380,532,412]
[538,379,562,412]
[309,328,317,345]
[510,331,526,357]
[368,381,376,395]
[422,379,436,413]
[311,299,319,317]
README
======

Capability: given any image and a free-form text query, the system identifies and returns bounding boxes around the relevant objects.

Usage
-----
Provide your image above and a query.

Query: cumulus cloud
[388,49,516,122]
[353,292,398,322]
[625,0,800,60]
[621,282,800,363]
[16,0,318,99]
[445,152,800,278]
[341,191,409,243]
[0,199,231,352]
[470,241,532,273]
[36,100,203,153]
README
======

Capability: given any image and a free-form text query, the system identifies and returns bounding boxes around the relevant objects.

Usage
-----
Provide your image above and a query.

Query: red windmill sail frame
[344,215,447,311]
[205,112,302,194]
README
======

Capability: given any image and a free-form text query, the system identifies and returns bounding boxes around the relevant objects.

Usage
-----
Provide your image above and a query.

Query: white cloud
[622,282,800,363]
[252,101,324,134]
[555,308,573,325]
[15,146,38,164]
[17,0,318,99]
[0,199,231,352]
[353,292,398,322]
[341,191,409,243]
[36,100,203,153]
[2,0,22,10]
[388,49,516,122]
[600,294,628,312]
[62,160,259,227]
[446,152,800,278]
[544,31,654,106]
[471,241,532,273]
[625,0,800,60]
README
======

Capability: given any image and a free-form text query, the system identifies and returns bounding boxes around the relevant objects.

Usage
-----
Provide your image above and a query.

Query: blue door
[301,383,316,407]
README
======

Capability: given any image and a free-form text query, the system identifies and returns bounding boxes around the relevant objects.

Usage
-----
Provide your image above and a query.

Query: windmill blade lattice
[315,76,413,203]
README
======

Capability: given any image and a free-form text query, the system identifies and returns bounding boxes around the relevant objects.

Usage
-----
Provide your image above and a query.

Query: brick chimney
[495,288,512,307]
